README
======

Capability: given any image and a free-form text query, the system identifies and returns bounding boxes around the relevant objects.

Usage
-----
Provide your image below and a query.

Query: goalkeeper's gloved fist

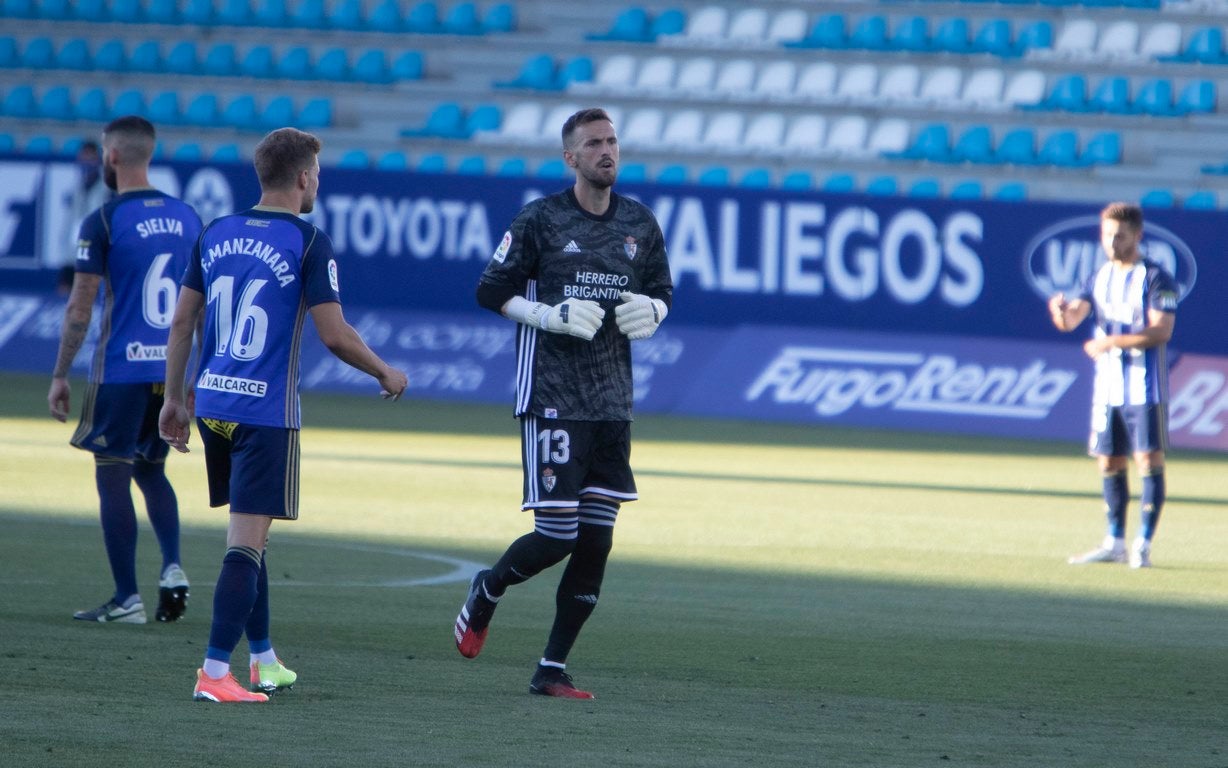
[527,298,606,341]
[615,291,668,340]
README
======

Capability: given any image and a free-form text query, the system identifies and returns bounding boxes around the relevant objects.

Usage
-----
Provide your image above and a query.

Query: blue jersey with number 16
[182,207,340,429]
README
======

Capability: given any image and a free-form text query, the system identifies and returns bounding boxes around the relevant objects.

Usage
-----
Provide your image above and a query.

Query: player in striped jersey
[455,107,672,698]
[48,116,202,625]
[158,128,407,702]
[1048,202,1178,569]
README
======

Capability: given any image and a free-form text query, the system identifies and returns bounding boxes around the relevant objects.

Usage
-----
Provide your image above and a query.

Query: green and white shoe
[250,659,297,693]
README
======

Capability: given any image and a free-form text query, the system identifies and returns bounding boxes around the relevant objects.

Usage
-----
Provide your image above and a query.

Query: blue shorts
[197,418,300,520]
[1088,403,1169,457]
[519,414,637,510]
[71,381,170,463]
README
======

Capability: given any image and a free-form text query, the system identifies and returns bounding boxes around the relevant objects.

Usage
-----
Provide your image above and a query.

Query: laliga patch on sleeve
[328,259,340,292]
[493,230,512,263]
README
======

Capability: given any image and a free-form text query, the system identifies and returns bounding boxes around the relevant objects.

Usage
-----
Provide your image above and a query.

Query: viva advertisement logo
[1021,215,1198,300]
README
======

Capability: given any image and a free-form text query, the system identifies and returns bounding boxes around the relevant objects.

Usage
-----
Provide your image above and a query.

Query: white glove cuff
[503,296,549,329]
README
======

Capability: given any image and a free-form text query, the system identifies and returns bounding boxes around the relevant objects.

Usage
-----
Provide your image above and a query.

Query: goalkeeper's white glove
[614,291,668,340]
[504,296,605,341]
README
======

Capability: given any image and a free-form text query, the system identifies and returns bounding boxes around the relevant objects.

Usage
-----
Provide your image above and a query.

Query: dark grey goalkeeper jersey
[477,188,673,421]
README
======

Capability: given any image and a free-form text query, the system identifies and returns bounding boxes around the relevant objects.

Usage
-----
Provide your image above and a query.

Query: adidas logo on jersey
[563,240,582,254]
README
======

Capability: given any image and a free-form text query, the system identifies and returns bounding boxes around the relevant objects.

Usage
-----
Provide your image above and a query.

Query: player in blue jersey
[1048,202,1178,569]
[158,127,408,703]
[454,108,673,699]
[48,116,202,625]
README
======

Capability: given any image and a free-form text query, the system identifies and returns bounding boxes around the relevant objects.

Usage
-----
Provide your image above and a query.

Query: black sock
[543,522,614,664]
[487,531,574,597]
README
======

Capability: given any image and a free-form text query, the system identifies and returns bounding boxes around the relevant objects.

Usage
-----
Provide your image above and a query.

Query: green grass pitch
[1,371,1226,767]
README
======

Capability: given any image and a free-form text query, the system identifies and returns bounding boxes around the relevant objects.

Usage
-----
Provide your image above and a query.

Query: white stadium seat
[835,64,878,102]
[660,109,705,146]
[794,61,837,101]
[919,66,962,103]
[675,57,716,94]
[713,59,756,96]
[961,68,1005,108]
[621,107,664,148]
[878,64,920,102]
[742,112,786,152]
[702,111,745,150]
[753,60,796,99]
[781,114,826,156]
[726,8,768,44]
[766,8,807,45]
[634,55,676,93]
[825,115,868,155]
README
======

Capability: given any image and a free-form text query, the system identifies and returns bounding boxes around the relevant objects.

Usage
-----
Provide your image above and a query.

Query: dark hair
[253,128,321,190]
[101,116,155,164]
[1101,202,1144,230]
[561,107,613,149]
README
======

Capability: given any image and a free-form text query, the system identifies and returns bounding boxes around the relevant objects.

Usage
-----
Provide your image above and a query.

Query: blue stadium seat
[241,45,274,78]
[172,142,204,161]
[24,135,54,155]
[789,13,846,49]
[1139,189,1175,208]
[697,166,731,186]
[1080,132,1121,165]
[61,137,83,157]
[823,173,856,193]
[497,54,555,90]
[865,175,898,196]
[338,149,371,168]
[587,7,651,43]
[183,93,219,126]
[1132,79,1175,116]
[1025,74,1088,113]
[377,151,410,170]
[907,178,941,198]
[289,0,324,28]
[1176,80,1215,115]
[849,16,888,50]
[110,0,142,23]
[950,124,994,164]
[94,39,126,71]
[464,103,501,137]
[0,133,14,153]
[405,1,440,33]
[649,8,684,39]
[442,2,482,35]
[1172,26,1226,64]
[328,0,364,30]
[368,0,404,32]
[994,181,1028,201]
[402,102,464,138]
[57,39,91,70]
[252,0,287,27]
[74,0,107,22]
[315,48,349,81]
[110,89,146,119]
[213,143,241,161]
[38,86,73,120]
[1183,190,1217,209]
[417,153,448,172]
[739,168,772,188]
[780,170,814,189]
[455,155,486,175]
[0,36,17,68]
[203,43,237,77]
[391,50,424,80]
[1,0,32,17]
[146,0,178,25]
[483,2,517,33]
[949,180,984,199]
[75,87,108,121]
[298,98,331,128]
[655,164,688,184]
[353,49,390,83]
[222,95,257,129]
[888,123,950,162]
[496,157,527,176]
[277,47,312,80]
[1089,76,1130,114]
[995,128,1037,165]
[556,56,594,89]
[148,91,181,125]
[165,41,198,75]
[619,162,648,183]
[21,37,54,70]
[129,40,161,73]
[1015,20,1052,55]
[972,18,1014,57]
[891,16,929,52]
[182,0,213,26]
[1037,130,1080,167]
[259,95,295,129]
[931,17,972,54]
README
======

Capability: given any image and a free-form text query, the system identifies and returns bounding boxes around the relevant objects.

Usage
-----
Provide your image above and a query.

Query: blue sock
[1102,470,1128,539]
[246,551,271,654]
[95,461,138,602]
[1140,470,1165,541]
[205,546,262,664]
[133,459,180,571]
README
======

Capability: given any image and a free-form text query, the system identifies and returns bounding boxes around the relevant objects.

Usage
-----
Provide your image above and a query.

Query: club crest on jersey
[541,467,557,492]
[623,236,637,260]
[328,259,339,292]
[493,230,512,263]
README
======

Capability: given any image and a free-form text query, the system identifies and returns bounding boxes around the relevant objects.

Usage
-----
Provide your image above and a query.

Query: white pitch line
[268,538,487,588]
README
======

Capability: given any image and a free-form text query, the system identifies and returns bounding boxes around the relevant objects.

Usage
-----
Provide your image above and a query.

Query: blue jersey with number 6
[182,207,340,429]
[76,189,202,384]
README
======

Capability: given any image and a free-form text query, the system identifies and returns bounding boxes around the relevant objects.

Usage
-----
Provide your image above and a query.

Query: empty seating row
[889,123,1122,167]
[0,131,243,161]
[1022,74,1215,116]
[908,0,1159,7]
[782,14,1052,58]
[586,7,686,44]
[0,0,517,35]
[401,102,501,140]
[1029,19,1181,62]
[1,84,331,130]
[0,36,425,84]
[567,55,1047,111]
[1159,26,1228,65]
